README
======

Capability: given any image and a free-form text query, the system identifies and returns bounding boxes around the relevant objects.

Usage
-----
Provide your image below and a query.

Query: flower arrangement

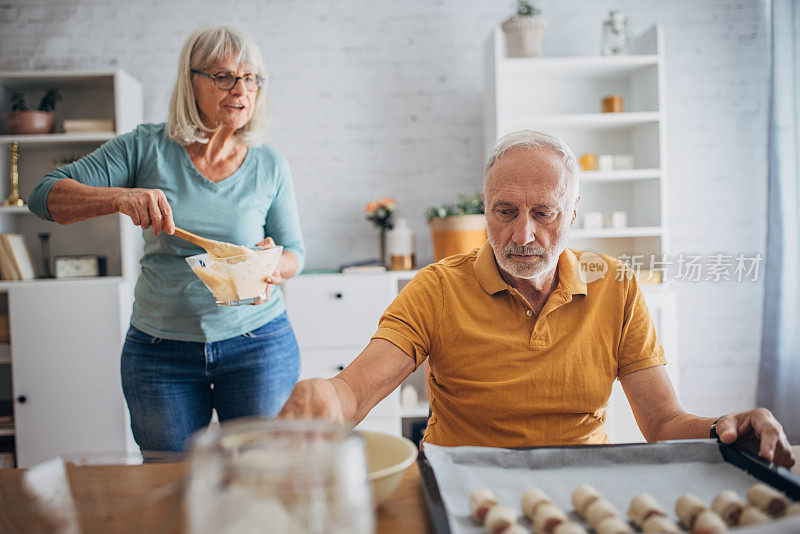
[425,192,484,222]
[365,197,396,231]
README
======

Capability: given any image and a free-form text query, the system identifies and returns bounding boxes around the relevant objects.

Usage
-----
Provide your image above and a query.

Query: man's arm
[621,366,795,468]
[277,338,416,424]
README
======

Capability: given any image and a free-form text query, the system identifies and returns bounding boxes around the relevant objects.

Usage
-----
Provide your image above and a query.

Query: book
[63,119,115,133]
[0,237,19,280]
[0,234,35,280]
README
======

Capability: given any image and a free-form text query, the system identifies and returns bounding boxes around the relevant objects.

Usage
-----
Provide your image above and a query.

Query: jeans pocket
[125,326,163,345]
[242,313,292,340]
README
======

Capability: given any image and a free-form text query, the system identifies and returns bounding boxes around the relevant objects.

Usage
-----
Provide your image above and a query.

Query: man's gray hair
[485,130,579,175]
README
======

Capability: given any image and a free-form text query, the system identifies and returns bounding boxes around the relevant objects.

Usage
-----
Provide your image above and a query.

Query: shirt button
[526,310,533,317]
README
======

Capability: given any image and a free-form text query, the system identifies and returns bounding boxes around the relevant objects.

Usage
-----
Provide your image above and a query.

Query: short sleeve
[616,276,666,378]
[371,266,443,370]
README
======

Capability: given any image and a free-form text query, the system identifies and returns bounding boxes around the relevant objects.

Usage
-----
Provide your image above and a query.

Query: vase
[428,214,488,262]
[379,228,387,266]
[501,16,548,57]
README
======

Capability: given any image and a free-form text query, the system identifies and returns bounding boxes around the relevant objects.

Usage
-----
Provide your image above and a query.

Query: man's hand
[276,378,349,423]
[115,188,175,235]
[715,409,795,468]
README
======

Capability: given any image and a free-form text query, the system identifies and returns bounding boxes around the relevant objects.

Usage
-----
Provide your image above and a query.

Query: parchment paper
[423,440,800,534]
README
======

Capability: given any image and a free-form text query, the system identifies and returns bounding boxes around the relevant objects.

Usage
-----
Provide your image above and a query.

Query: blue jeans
[121,312,300,452]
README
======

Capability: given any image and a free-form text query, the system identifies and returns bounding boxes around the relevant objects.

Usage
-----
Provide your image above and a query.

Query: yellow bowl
[359,431,418,506]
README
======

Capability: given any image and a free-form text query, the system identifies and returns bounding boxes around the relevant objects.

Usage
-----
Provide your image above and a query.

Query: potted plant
[426,192,487,261]
[501,0,547,57]
[3,89,62,135]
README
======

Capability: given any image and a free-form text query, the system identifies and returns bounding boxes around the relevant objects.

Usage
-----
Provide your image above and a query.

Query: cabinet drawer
[299,348,355,381]
[285,274,394,349]
[299,349,400,417]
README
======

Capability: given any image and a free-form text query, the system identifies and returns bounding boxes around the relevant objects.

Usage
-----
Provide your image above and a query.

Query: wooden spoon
[173,227,254,258]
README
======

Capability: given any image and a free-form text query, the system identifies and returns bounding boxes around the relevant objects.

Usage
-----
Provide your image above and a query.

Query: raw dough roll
[627,493,666,526]
[641,514,681,533]
[738,505,770,526]
[691,510,728,534]
[787,502,800,516]
[571,484,601,516]
[533,502,568,534]
[746,483,788,516]
[675,493,707,528]
[584,498,620,527]
[470,488,499,524]
[522,488,553,520]
[595,515,635,534]
[712,490,745,526]
[552,522,588,534]
[485,504,517,534]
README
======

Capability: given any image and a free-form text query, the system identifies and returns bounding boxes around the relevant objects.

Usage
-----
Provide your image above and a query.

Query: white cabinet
[0,69,143,466]
[284,272,418,436]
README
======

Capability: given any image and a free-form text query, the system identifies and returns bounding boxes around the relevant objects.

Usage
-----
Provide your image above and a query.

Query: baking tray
[417,440,800,534]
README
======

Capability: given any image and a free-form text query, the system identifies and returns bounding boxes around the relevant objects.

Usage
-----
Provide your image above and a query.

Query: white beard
[487,227,568,281]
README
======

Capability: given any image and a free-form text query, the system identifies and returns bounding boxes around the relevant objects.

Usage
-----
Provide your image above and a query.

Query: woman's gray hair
[167,25,270,146]
[485,130,579,175]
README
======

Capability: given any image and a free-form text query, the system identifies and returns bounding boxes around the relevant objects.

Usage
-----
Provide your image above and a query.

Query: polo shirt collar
[474,241,508,295]
[474,242,588,297]
[558,248,588,296]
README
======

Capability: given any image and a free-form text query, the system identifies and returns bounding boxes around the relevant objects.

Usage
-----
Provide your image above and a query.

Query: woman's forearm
[277,250,299,280]
[47,178,124,224]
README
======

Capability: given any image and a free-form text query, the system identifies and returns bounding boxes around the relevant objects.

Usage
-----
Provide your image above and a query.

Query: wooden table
[0,446,796,533]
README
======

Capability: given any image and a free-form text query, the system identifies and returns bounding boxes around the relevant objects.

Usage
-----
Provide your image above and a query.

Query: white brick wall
[0,0,769,416]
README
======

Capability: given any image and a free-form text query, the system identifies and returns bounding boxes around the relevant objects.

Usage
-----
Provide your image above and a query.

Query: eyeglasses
[191,69,264,91]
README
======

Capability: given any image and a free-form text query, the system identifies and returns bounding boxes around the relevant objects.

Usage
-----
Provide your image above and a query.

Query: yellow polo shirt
[372,242,665,447]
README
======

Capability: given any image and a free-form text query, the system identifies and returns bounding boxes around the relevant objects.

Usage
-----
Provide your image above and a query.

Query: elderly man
[279,130,795,468]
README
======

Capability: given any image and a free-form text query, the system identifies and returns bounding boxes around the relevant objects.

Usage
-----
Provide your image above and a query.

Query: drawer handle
[334,292,343,299]
[16,395,26,404]
[336,365,345,371]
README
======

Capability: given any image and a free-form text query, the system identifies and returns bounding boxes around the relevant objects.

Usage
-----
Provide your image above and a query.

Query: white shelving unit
[485,26,678,443]
[0,69,143,466]
[485,25,668,263]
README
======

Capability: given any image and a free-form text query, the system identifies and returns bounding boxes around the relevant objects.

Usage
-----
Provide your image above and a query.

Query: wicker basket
[501,16,547,57]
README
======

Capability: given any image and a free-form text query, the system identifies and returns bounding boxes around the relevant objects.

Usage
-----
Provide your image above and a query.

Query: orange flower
[365,201,377,213]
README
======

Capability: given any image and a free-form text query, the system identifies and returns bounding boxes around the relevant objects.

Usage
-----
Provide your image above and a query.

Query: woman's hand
[252,237,282,305]
[115,188,175,235]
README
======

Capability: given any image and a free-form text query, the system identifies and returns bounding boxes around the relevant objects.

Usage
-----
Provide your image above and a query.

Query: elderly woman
[28,26,305,452]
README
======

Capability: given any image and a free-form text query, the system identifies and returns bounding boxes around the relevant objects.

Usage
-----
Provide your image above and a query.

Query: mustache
[505,243,547,256]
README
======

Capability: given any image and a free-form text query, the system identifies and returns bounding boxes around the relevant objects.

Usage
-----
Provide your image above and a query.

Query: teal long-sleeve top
[29,123,306,342]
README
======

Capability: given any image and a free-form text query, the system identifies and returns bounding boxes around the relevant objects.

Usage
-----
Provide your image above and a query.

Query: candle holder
[4,141,26,207]
[38,232,54,278]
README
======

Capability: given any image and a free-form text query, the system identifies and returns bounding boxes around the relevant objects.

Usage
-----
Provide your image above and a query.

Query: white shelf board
[579,169,661,182]
[0,206,32,214]
[502,112,661,133]
[571,226,663,239]
[499,55,660,78]
[401,402,430,419]
[0,275,124,291]
[0,69,118,88]
[0,132,115,145]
